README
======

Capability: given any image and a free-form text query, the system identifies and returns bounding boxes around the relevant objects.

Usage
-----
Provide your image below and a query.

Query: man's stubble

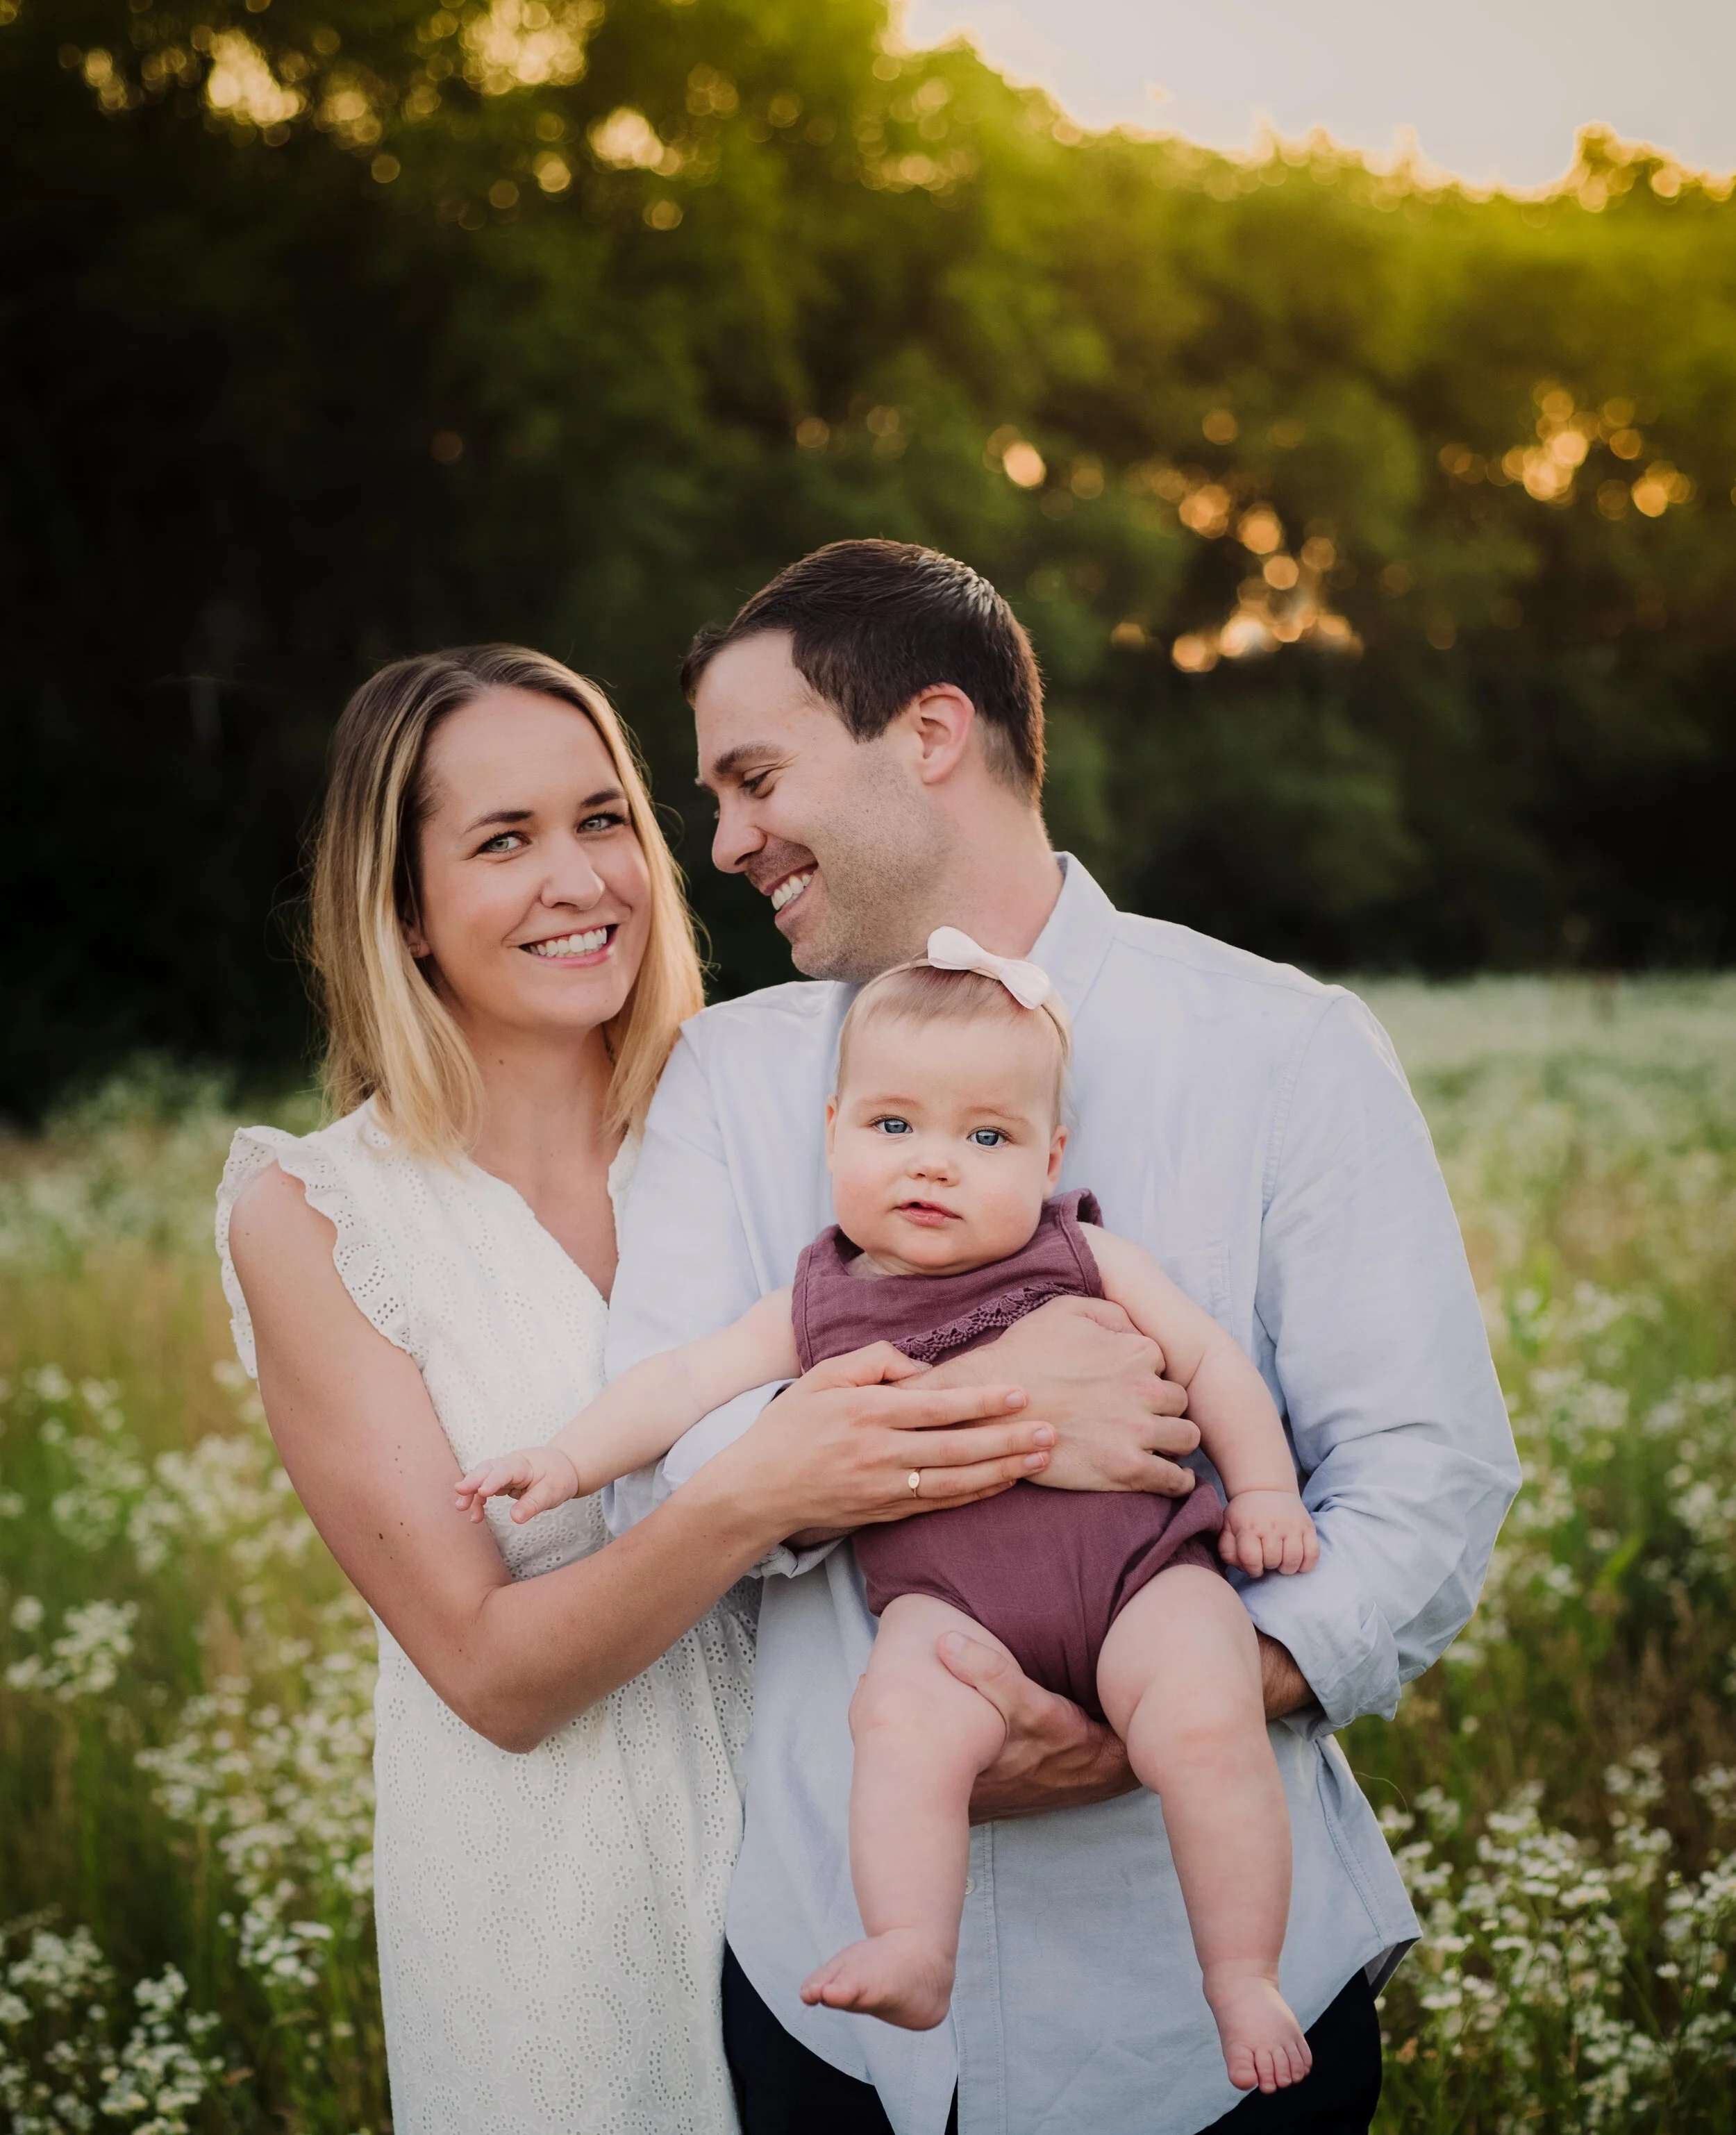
[789,750,956,985]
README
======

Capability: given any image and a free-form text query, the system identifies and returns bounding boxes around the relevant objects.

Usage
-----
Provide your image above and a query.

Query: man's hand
[942,1632,1139,1820]
[942,1629,1317,1820]
[926,1296,1201,1496]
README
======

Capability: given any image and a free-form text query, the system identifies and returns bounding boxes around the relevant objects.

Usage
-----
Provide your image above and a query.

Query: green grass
[2,986,1735,2131]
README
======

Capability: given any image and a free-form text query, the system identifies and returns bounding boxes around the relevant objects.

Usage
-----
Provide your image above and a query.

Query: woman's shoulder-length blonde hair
[309,644,704,1159]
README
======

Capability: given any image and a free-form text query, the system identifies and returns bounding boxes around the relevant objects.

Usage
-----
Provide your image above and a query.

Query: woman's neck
[462,1021,619,1203]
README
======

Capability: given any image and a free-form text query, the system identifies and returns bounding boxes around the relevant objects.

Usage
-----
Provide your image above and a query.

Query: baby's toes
[1224,2042,1258,2093]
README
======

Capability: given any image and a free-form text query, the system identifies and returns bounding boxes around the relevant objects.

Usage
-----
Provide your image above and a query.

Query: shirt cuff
[1240,1571,1402,1737]
[753,1535,846,1580]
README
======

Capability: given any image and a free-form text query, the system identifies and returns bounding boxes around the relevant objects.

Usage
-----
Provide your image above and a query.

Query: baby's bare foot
[799,1929,955,2031]
[1204,1970,1313,2094]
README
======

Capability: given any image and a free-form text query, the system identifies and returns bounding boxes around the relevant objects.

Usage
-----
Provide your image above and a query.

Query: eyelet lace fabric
[215,1103,755,2134]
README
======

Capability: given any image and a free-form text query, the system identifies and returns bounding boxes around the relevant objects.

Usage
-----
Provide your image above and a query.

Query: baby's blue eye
[874,1117,912,1135]
[969,1128,1007,1148]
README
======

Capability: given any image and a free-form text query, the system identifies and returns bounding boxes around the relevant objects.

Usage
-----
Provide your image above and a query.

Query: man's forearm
[1258,1632,1311,1720]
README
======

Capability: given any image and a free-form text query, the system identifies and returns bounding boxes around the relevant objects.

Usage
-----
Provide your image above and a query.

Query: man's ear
[901,685,976,787]
[1046,1121,1067,1192]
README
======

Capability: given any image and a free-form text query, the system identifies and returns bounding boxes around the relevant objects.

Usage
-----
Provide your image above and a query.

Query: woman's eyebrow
[460,789,623,835]
[461,807,533,835]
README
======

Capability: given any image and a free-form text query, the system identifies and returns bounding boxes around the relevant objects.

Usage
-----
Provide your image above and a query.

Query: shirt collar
[1030,853,1119,1017]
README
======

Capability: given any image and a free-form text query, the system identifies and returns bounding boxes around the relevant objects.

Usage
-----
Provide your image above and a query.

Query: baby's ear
[1046,1121,1067,1190]
[824,1096,838,1161]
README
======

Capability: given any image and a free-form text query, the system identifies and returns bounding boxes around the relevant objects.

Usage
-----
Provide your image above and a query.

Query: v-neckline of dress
[456,1135,638,1310]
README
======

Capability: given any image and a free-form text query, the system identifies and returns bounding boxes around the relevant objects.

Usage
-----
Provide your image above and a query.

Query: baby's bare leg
[800,1594,1010,2030]
[1097,1567,1311,2096]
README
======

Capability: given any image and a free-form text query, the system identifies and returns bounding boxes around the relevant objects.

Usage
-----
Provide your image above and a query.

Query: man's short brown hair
[681,539,1045,797]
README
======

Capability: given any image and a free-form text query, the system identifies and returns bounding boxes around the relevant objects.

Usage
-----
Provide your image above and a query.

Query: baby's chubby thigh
[1095,1567,1267,1787]
[851,1593,1014,1780]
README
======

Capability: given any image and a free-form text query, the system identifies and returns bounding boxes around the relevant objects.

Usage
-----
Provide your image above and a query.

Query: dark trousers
[722,1944,1380,2135]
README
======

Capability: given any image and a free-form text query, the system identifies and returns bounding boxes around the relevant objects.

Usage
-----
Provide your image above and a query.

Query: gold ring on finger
[906,1469,922,1494]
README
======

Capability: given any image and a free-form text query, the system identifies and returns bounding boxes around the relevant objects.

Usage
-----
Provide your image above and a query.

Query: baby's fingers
[509,1475,569,1523]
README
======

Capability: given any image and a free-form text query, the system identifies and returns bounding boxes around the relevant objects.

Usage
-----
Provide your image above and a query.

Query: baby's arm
[455,1289,800,1524]
[1078,1228,1318,1577]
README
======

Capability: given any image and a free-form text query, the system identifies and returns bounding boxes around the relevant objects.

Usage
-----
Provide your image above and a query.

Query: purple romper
[792,1189,1226,1720]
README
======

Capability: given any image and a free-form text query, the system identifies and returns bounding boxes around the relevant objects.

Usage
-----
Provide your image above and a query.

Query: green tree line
[3,0,1733,1115]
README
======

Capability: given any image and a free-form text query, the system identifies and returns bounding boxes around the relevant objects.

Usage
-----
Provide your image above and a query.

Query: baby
[457,928,1319,2095]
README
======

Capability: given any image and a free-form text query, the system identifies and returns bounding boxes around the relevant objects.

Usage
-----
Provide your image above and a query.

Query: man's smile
[769,870,812,914]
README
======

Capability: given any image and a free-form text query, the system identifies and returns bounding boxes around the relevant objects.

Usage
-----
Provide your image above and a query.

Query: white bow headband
[925,926,1054,1010]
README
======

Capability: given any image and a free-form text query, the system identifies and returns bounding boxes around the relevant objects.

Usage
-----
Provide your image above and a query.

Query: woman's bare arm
[230,1165,1053,1752]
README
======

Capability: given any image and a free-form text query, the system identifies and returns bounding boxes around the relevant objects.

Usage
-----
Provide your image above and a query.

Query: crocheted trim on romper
[893,1280,1074,1366]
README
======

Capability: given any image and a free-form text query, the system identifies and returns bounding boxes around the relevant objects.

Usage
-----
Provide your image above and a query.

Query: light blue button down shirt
[606,858,1519,2135]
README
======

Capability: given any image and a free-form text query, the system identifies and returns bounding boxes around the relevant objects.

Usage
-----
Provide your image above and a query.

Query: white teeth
[770,872,812,914]
[526,928,610,958]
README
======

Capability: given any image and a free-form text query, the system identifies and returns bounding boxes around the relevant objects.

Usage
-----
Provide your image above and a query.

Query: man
[607,541,1517,2135]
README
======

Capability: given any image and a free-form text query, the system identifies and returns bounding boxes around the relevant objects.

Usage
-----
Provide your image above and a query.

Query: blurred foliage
[3,0,1735,1115]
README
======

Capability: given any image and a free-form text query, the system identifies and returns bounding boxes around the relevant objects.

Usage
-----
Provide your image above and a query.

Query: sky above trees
[900,0,1736,190]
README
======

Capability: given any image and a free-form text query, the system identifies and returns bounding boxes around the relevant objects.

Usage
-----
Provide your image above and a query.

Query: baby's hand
[454,1446,583,1525]
[1219,1490,1318,1577]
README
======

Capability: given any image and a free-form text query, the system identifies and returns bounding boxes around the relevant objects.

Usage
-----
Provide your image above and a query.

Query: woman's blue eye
[969,1129,1006,1148]
[874,1118,912,1135]
[478,831,525,854]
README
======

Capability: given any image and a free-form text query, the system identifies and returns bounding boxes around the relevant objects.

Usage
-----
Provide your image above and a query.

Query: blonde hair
[308,645,704,1157]
[836,960,1071,1113]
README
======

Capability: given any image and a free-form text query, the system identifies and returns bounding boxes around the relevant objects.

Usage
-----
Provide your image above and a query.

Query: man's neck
[919,801,1064,960]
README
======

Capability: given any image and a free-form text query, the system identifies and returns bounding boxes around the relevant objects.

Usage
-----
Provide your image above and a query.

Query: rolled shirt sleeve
[1241,994,1521,1734]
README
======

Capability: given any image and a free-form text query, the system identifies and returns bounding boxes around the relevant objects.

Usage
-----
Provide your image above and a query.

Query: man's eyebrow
[698,742,782,788]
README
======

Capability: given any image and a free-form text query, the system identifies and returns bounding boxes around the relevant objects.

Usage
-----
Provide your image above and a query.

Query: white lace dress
[215,1101,755,2135]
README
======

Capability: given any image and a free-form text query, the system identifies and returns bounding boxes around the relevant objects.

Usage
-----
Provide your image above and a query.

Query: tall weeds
[1,985,1733,2129]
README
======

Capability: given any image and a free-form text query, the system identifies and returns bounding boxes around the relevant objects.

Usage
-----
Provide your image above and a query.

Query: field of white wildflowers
[1,982,1734,2132]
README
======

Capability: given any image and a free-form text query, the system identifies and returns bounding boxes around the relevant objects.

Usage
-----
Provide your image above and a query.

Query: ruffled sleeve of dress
[214,1102,419,1380]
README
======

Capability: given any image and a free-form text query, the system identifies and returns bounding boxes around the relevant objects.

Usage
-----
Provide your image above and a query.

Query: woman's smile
[520,923,619,964]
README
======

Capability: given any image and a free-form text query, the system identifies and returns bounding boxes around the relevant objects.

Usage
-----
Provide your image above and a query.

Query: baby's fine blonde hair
[835,959,1071,1114]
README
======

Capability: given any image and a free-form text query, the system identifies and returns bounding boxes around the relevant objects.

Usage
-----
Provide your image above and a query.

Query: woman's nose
[541,843,607,909]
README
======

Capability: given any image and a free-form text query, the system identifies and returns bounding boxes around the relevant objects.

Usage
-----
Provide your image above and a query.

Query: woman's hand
[710,1340,1054,1542]
[925,1296,1201,1496]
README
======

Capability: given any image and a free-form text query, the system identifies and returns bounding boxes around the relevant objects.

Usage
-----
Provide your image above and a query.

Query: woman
[217,648,1051,2133]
